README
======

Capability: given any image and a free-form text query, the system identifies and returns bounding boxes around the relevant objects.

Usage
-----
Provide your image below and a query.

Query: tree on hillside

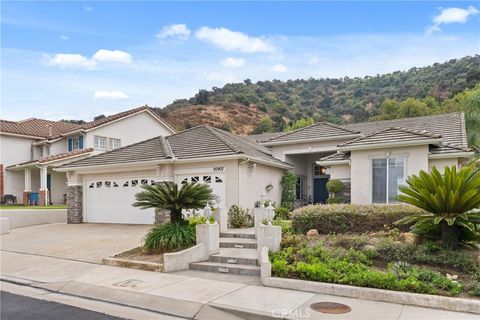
[252,118,274,134]
[284,118,315,132]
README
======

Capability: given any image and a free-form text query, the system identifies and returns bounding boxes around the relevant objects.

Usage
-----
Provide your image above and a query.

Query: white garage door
[84,177,156,224]
[176,173,226,208]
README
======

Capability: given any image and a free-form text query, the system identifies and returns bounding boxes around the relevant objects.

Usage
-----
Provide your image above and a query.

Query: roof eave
[316,159,350,166]
[428,151,474,159]
[337,138,443,151]
[0,132,45,140]
[262,134,362,146]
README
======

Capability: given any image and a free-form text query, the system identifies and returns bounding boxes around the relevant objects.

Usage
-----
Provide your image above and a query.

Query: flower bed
[270,233,480,298]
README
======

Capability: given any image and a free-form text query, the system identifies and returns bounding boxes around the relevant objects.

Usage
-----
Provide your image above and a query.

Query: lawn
[0,205,67,210]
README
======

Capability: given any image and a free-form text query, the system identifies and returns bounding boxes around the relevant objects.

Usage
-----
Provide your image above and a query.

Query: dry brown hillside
[159,104,267,134]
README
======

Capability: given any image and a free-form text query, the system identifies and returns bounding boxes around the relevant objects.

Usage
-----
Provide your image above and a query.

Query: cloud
[270,64,287,73]
[47,53,95,68]
[308,56,320,64]
[93,91,129,100]
[195,27,275,53]
[83,5,94,12]
[92,49,132,63]
[60,35,69,41]
[221,57,245,68]
[156,24,191,40]
[427,6,479,33]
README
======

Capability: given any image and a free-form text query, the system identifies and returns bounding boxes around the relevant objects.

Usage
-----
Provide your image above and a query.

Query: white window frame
[71,137,80,150]
[372,156,406,204]
[94,136,107,150]
[109,138,121,150]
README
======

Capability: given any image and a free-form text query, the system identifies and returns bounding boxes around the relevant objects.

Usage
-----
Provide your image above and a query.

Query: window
[68,136,83,151]
[94,136,107,150]
[109,138,121,150]
[296,176,306,200]
[372,158,405,204]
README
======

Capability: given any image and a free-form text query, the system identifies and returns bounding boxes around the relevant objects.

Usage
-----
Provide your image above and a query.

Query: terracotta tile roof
[1,106,175,140]
[0,118,82,139]
[61,126,292,169]
[7,148,94,168]
[337,127,443,149]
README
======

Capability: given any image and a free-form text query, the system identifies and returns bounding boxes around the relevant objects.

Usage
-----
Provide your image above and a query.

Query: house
[55,112,472,226]
[261,112,473,205]
[0,106,175,206]
[55,126,292,225]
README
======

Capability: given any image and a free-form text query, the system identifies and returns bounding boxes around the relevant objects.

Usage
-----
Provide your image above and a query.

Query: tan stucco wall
[85,112,173,152]
[350,145,429,204]
[428,158,459,172]
[238,162,284,208]
[328,164,351,180]
[50,171,67,204]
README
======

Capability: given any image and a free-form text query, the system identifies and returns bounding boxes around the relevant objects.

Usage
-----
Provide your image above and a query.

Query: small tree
[281,171,297,210]
[395,166,480,249]
[133,182,214,223]
[326,179,344,204]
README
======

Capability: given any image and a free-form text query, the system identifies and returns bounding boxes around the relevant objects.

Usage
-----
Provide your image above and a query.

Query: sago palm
[395,166,480,249]
[133,181,214,223]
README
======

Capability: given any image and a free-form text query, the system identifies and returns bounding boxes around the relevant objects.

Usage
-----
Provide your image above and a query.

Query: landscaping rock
[306,229,319,237]
[398,232,421,245]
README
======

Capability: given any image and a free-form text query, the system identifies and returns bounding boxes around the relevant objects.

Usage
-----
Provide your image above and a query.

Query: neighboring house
[56,126,292,225]
[0,106,175,206]
[261,112,473,206]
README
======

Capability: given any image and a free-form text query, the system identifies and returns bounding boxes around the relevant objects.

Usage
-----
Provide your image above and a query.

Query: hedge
[291,204,425,234]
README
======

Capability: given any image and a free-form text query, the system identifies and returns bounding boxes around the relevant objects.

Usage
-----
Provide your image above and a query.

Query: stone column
[23,168,31,205]
[154,209,170,224]
[66,171,83,224]
[256,225,282,261]
[196,223,219,255]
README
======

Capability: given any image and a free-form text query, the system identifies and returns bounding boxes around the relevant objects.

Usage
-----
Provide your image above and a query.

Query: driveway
[0,223,151,263]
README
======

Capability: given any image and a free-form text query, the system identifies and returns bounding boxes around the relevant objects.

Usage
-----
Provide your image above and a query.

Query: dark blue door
[47,174,51,204]
[314,178,329,204]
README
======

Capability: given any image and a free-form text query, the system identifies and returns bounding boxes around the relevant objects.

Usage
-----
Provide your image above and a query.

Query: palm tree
[395,166,480,249]
[133,182,214,223]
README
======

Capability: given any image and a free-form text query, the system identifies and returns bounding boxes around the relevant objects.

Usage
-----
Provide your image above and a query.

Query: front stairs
[190,229,261,276]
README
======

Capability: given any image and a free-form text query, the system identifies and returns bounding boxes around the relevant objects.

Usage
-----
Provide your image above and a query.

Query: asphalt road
[1,291,125,320]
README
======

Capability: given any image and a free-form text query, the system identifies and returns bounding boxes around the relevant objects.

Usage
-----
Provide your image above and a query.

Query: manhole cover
[310,302,351,314]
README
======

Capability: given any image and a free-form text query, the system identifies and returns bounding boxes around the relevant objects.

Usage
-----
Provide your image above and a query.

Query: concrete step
[220,229,256,239]
[190,261,260,276]
[209,248,258,265]
[219,237,257,249]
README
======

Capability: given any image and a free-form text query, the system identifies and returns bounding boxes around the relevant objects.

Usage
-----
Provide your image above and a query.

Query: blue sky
[2,1,479,121]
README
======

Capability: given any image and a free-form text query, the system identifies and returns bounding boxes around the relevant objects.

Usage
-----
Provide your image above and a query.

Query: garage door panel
[176,173,225,208]
[84,177,155,224]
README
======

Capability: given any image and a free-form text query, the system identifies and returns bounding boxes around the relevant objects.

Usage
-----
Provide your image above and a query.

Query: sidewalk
[1,250,478,320]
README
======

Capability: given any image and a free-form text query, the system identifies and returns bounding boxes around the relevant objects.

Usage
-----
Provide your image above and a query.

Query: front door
[47,174,52,204]
[313,178,329,204]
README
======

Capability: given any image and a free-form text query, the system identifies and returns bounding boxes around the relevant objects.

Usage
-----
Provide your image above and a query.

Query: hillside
[154,55,479,134]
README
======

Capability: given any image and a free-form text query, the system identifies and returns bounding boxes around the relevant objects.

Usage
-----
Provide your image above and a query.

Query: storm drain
[310,302,351,314]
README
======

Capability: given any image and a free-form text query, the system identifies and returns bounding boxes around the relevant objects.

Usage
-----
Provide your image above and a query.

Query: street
[1,291,124,320]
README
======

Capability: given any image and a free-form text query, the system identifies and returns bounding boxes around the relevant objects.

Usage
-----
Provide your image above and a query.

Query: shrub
[188,215,207,226]
[229,205,252,228]
[395,166,480,249]
[133,182,214,223]
[326,197,343,204]
[143,223,195,253]
[274,206,291,220]
[292,204,424,234]
[281,172,297,210]
[326,180,344,193]
[273,219,293,234]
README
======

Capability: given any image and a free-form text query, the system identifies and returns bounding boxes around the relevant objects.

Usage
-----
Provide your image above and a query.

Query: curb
[102,257,164,272]
[262,276,480,314]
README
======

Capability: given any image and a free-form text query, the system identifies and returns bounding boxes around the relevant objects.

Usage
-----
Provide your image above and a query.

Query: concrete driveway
[0,223,151,263]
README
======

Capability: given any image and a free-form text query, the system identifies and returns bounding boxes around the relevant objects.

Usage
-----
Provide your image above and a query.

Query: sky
[1,1,479,121]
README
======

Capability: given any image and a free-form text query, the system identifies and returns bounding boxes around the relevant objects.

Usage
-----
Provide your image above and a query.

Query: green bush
[326,180,344,193]
[273,219,293,234]
[274,206,291,220]
[326,197,343,204]
[229,205,252,228]
[281,172,297,210]
[143,223,195,253]
[292,204,424,234]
